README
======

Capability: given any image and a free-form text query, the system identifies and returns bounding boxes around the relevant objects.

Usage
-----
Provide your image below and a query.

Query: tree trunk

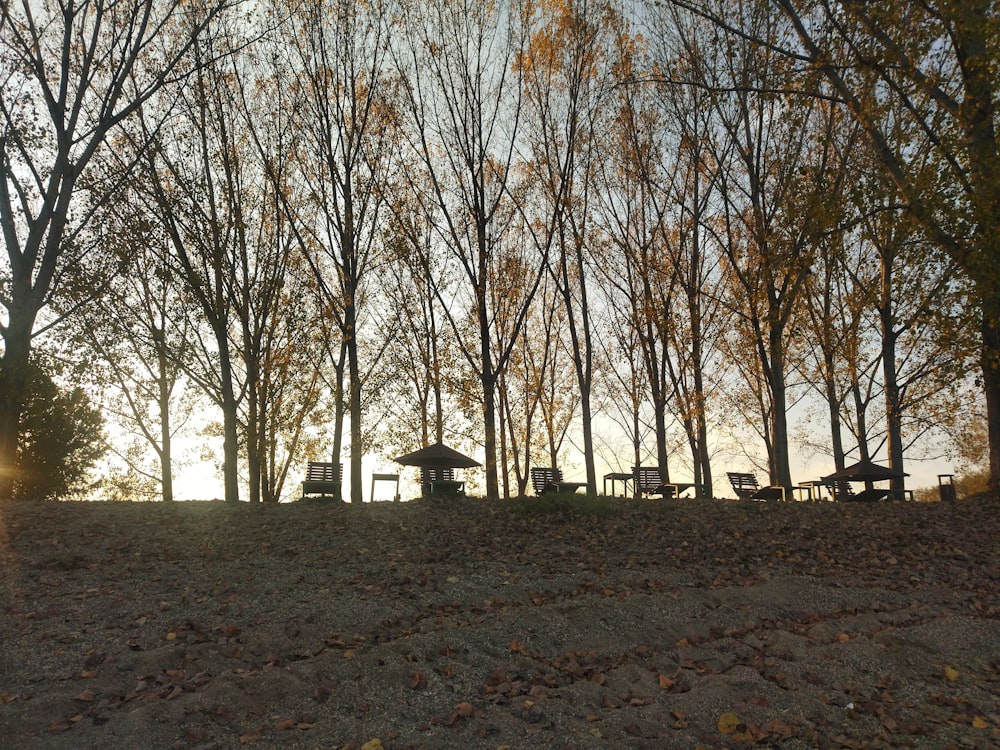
[767,325,793,490]
[246,359,261,504]
[157,340,174,502]
[0,326,31,499]
[331,341,347,501]
[823,348,846,472]
[347,304,363,505]
[879,259,905,493]
[982,296,1000,490]
[215,326,241,504]
[482,371,500,502]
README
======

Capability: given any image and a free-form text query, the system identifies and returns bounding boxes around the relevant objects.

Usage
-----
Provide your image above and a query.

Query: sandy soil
[0,495,998,749]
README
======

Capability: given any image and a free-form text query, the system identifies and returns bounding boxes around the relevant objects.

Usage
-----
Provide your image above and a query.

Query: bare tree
[279,0,399,503]
[0,0,234,497]
[394,0,544,501]
[517,0,620,495]
[773,0,1000,490]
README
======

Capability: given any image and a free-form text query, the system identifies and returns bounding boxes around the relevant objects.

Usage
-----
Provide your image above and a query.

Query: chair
[530,467,586,495]
[829,481,855,501]
[370,472,400,502]
[301,461,343,500]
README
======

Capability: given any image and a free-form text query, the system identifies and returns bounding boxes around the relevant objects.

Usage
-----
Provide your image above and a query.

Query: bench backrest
[632,466,664,493]
[530,467,563,495]
[306,461,342,482]
[727,471,760,497]
[421,467,455,484]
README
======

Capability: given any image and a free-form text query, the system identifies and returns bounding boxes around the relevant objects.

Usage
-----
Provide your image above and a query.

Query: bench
[421,467,465,497]
[727,471,786,501]
[633,466,665,496]
[653,481,709,499]
[841,487,889,502]
[530,467,586,495]
[727,471,760,499]
[301,461,342,500]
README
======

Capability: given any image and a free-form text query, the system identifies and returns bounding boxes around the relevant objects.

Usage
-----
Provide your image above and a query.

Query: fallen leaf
[943,665,959,682]
[972,716,988,729]
[360,740,384,750]
[718,712,741,734]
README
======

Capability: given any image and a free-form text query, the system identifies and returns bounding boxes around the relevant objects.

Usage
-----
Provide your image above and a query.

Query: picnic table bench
[301,461,342,500]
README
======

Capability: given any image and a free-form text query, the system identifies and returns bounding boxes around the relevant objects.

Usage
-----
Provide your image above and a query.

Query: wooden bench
[653,481,709,499]
[633,466,665,496]
[421,467,465,497]
[301,461,342,500]
[727,471,761,499]
[727,471,787,501]
[530,467,586,495]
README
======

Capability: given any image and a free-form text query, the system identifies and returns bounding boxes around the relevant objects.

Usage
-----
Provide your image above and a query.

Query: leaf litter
[0,495,997,749]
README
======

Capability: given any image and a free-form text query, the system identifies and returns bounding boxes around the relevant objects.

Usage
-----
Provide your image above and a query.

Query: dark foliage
[4,362,106,499]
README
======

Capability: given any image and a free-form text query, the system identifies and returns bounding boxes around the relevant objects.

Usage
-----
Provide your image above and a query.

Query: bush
[10,363,106,499]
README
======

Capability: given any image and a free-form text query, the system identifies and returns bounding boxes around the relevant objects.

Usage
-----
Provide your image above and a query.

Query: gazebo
[394,441,480,497]
[821,459,909,501]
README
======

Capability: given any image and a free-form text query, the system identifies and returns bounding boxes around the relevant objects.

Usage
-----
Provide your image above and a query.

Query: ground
[0,494,998,750]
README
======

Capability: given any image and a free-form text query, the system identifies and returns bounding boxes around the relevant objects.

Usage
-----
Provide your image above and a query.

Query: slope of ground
[0,495,998,749]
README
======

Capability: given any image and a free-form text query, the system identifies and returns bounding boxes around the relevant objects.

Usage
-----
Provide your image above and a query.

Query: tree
[281,0,399,503]
[518,0,618,495]
[0,0,234,498]
[635,11,729,494]
[594,28,679,487]
[76,219,192,503]
[4,361,106,500]
[395,0,544,501]
[767,1,1000,487]
[694,1,823,489]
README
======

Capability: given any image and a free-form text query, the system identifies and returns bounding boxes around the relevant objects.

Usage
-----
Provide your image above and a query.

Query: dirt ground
[0,494,998,750]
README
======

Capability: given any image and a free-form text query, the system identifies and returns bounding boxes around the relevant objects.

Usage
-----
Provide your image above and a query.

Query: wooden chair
[370,472,400,502]
[301,461,342,500]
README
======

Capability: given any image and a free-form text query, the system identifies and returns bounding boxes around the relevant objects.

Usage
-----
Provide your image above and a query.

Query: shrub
[8,363,106,499]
